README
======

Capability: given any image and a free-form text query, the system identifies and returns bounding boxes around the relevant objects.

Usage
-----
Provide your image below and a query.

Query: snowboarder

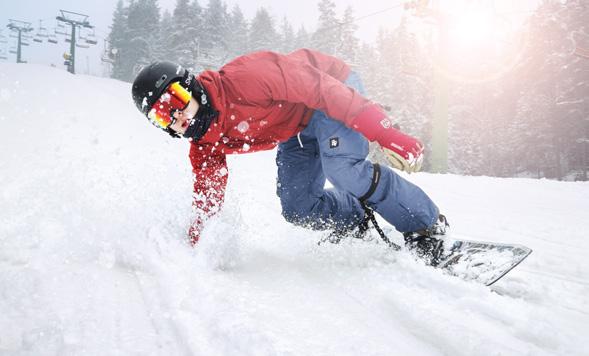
[131,49,448,262]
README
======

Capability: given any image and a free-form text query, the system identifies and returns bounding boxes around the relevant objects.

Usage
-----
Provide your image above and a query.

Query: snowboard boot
[403,214,450,266]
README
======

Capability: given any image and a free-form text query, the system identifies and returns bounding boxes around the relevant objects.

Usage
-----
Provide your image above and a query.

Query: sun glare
[448,10,496,48]
[416,0,526,83]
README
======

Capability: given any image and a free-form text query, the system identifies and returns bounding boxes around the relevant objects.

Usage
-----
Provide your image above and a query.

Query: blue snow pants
[275,72,439,233]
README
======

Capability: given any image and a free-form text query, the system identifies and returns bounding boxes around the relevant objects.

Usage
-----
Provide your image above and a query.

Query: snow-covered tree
[336,6,359,64]
[248,7,279,52]
[126,0,161,79]
[164,0,203,69]
[226,4,249,58]
[108,0,131,81]
[279,16,296,54]
[201,0,230,67]
[312,0,339,54]
[508,0,589,179]
[294,25,311,49]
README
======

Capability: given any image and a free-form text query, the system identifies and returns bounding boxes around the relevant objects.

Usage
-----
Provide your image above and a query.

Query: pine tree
[185,0,205,69]
[248,7,279,52]
[108,0,131,81]
[279,16,295,53]
[294,25,311,49]
[312,0,339,54]
[508,0,589,179]
[165,0,202,68]
[568,0,589,180]
[336,6,359,63]
[126,0,161,80]
[156,10,174,61]
[201,0,230,66]
[354,42,379,95]
[226,4,249,58]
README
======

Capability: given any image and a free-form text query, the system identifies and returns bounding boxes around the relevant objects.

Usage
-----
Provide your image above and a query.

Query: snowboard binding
[403,215,450,266]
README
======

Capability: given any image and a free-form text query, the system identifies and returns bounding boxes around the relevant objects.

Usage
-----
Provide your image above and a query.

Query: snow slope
[0,63,588,356]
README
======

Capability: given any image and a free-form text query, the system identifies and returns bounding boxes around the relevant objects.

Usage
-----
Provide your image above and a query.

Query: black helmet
[131,61,218,141]
[131,61,188,116]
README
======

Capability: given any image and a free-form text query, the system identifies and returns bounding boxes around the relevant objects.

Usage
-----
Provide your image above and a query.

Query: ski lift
[47,32,58,44]
[85,29,98,45]
[75,31,89,48]
[78,28,89,41]
[34,20,48,42]
[55,23,67,35]
[38,21,48,36]
[101,40,116,63]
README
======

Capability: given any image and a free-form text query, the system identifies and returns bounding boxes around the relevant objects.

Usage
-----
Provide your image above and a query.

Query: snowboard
[431,237,532,286]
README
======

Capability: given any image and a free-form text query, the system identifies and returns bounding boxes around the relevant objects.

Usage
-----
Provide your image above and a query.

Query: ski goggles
[147,81,192,129]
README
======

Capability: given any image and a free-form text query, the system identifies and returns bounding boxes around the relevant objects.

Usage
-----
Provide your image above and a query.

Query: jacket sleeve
[221,50,388,135]
[188,142,228,243]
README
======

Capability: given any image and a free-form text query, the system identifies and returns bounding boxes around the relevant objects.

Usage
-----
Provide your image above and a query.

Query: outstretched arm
[188,143,228,244]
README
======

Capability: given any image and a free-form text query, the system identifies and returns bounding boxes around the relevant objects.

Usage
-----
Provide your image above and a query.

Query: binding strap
[359,163,401,251]
[359,163,381,203]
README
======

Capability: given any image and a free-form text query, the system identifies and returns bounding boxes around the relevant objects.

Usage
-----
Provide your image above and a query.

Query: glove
[350,106,424,173]
[380,133,424,173]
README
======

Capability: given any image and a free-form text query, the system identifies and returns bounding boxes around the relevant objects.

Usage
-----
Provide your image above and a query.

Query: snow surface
[1,63,588,356]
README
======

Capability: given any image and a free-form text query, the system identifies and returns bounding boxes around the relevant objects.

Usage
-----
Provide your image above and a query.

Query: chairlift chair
[85,29,98,45]
[37,21,48,37]
[35,21,49,40]
[47,32,58,44]
[55,23,67,36]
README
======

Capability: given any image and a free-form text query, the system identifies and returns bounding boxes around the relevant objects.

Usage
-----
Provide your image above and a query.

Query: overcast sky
[1,0,540,76]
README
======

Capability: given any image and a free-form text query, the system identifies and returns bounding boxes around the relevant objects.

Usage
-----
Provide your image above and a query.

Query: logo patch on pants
[329,137,339,148]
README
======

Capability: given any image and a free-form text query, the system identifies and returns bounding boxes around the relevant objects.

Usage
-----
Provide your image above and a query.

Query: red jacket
[188,49,387,242]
